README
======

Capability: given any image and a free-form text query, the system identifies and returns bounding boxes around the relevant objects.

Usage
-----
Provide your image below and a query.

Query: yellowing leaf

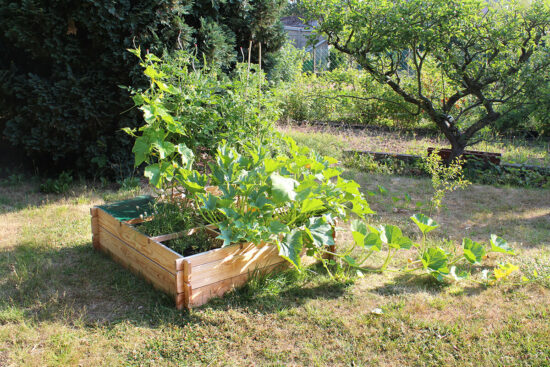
[493,263,519,280]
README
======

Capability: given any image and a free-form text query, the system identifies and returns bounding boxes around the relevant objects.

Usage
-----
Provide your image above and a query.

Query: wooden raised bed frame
[91,200,292,309]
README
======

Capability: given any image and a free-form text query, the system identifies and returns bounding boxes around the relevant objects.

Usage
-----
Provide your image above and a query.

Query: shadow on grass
[0,180,143,215]
[0,242,352,329]
[369,271,488,297]
[205,265,353,314]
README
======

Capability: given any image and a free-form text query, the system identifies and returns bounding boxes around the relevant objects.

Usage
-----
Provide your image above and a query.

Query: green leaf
[450,266,469,281]
[422,247,449,275]
[127,47,141,58]
[144,65,163,79]
[201,194,218,211]
[324,156,339,165]
[154,140,175,159]
[301,198,325,213]
[132,137,150,167]
[352,230,366,248]
[217,227,240,247]
[377,185,388,195]
[144,164,161,187]
[263,158,282,174]
[380,225,412,249]
[363,233,382,251]
[342,255,358,267]
[462,238,485,264]
[177,144,194,169]
[269,220,289,234]
[270,173,298,203]
[351,219,368,235]
[322,167,341,179]
[410,214,439,234]
[305,217,334,248]
[351,198,375,216]
[279,229,303,269]
[336,178,361,195]
[121,127,137,137]
[490,235,515,255]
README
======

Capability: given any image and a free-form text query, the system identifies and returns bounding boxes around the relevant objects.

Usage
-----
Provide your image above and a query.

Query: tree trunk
[448,140,467,163]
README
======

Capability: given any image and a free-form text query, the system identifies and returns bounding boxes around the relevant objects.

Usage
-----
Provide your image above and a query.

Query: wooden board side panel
[189,262,287,308]
[183,242,255,267]
[188,243,284,288]
[97,227,176,295]
[96,208,181,272]
[91,208,100,250]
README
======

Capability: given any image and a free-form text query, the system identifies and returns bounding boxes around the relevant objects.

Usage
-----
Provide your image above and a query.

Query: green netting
[98,195,155,222]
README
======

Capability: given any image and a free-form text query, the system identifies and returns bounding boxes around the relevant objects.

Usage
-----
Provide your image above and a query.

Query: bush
[274,67,424,126]
[0,0,286,177]
[124,50,281,191]
[267,41,308,83]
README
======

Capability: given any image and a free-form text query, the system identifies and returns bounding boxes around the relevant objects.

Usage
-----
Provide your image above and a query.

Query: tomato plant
[123,48,280,192]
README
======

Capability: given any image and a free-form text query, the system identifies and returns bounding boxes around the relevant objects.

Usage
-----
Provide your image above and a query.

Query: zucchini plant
[345,213,521,285]
[176,136,373,271]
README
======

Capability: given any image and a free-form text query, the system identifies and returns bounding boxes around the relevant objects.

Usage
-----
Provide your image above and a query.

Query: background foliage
[0,0,286,177]
[302,0,550,157]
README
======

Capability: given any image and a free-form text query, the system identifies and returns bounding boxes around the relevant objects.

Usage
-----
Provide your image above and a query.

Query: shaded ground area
[0,172,549,365]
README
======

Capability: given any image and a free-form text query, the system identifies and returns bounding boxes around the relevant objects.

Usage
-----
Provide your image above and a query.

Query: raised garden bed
[90,196,290,309]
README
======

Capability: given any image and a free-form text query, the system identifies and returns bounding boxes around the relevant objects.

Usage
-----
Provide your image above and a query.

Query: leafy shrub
[137,201,199,237]
[39,171,73,194]
[165,228,219,257]
[267,41,308,83]
[463,158,550,188]
[424,153,470,211]
[274,68,424,126]
[117,176,141,192]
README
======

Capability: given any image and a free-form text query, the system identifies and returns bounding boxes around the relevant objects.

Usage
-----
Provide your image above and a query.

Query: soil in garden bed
[131,199,222,256]
[162,227,222,256]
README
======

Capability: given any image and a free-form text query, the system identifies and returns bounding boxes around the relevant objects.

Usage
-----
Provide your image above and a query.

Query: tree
[303,0,550,159]
[0,0,286,176]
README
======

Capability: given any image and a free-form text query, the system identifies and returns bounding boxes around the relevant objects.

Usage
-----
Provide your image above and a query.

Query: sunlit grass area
[0,158,549,366]
[280,124,550,167]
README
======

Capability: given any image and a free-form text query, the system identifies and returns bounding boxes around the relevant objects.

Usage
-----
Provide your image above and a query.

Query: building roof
[281,16,316,29]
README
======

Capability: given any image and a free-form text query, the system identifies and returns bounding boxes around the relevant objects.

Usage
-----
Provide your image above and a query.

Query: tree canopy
[0,0,286,176]
[304,0,550,158]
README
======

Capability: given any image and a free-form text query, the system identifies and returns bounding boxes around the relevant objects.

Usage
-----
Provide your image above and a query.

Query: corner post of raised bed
[175,258,192,310]
[90,207,100,250]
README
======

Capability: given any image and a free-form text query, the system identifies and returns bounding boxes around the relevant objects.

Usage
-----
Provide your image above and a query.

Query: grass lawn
[280,124,550,167]
[1,134,549,365]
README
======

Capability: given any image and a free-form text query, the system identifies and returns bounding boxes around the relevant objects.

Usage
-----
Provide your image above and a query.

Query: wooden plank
[183,241,259,268]
[97,227,176,295]
[187,242,284,288]
[175,293,186,310]
[96,208,181,272]
[90,208,100,250]
[150,225,220,243]
[189,262,286,308]
[175,281,191,310]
